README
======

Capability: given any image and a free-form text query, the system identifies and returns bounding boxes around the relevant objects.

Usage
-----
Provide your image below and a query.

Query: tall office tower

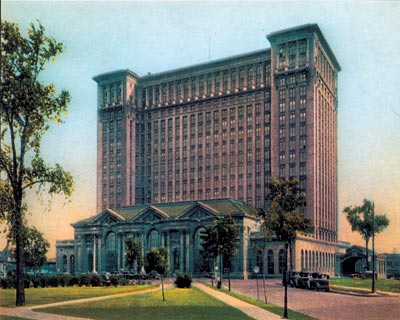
[93,24,340,244]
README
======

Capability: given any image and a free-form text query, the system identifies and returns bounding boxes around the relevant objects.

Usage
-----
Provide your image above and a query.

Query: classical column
[180,231,184,272]
[185,232,190,273]
[97,235,102,273]
[93,235,97,274]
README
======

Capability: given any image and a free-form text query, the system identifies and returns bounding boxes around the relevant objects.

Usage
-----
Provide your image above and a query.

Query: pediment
[133,208,167,223]
[178,205,216,220]
[92,210,124,226]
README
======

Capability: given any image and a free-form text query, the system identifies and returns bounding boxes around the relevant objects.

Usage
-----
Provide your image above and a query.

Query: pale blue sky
[2,1,400,256]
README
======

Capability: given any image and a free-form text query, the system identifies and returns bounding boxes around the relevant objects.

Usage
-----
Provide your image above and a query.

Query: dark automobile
[297,271,312,289]
[290,271,302,287]
[313,273,330,291]
[304,272,330,291]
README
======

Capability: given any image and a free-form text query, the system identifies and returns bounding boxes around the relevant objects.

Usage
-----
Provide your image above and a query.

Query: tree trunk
[15,214,25,306]
[365,238,370,271]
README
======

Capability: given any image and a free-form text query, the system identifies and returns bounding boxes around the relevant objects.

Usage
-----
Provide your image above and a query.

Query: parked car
[289,271,302,288]
[297,271,313,289]
[314,273,330,291]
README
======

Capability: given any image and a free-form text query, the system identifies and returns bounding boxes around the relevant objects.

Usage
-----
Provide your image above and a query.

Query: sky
[1,1,399,258]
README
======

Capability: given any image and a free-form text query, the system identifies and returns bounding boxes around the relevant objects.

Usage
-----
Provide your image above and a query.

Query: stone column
[93,235,97,273]
[180,231,184,273]
[185,232,190,273]
[97,235,102,273]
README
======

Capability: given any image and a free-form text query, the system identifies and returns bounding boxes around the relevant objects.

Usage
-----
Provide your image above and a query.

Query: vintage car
[289,271,302,288]
[308,272,330,291]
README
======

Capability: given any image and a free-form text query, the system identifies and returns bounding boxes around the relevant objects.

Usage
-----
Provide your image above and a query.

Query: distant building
[57,24,342,278]
[381,253,400,279]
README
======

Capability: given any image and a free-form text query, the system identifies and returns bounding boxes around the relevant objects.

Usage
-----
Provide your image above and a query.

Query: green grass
[331,278,400,293]
[37,287,254,320]
[0,284,155,307]
[0,317,29,320]
[217,287,317,320]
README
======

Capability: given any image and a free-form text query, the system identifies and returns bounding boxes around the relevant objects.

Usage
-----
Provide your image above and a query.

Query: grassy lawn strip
[0,284,155,307]
[215,287,317,320]
[330,278,400,293]
[0,316,29,320]
[37,287,254,320]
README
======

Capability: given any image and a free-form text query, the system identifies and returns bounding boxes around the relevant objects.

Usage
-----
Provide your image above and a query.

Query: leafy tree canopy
[9,226,50,270]
[200,215,239,269]
[259,177,310,245]
[1,20,73,306]
[343,199,389,270]
[125,238,143,273]
[144,247,168,276]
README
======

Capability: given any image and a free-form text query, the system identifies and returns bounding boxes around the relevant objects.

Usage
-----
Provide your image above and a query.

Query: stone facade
[57,24,343,277]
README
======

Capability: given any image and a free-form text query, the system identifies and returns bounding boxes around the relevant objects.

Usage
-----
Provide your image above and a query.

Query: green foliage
[259,177,310,245]
[0,20,73,306]
[125,238,143,273]
[8,226,50,269]
[343,199,389,270]
[144,247,169,276]
[175,274,192,288]
[200,215,239,271]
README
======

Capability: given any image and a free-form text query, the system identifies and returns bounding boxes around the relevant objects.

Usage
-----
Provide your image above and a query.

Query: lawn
[0,284,155,307]
[37,287,254,320]
[330,278,400,293]
[216,287,316,320]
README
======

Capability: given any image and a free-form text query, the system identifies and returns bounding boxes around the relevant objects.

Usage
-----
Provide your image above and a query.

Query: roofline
[92,69,139,83]
[139,48,270,82]
[267,23,341,72]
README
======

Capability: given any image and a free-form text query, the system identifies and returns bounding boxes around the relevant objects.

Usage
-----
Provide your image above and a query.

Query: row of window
[139,62,271,107]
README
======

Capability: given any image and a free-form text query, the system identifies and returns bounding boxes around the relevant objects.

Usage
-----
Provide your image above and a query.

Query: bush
[90,274,103,287]
[32,276,41,288]
[38,275,48,288]
[48,275,59,287]
[79,273,91,287]
[68,276,79,286]
[175,273,192,288]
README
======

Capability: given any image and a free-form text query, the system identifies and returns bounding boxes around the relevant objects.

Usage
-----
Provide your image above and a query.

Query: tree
[343,199,389,271]
[258,177,310,319]
[258,177,310,269]
[201,215,239,289]
[9,226,50,271]
[125,238,143,274]
[1,20,73,306]
[145,247,169,301]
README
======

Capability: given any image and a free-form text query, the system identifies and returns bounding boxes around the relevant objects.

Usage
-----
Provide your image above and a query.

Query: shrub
[32,276,41,288]
[90,274,103,287]
[79,274,91,287]
[175,273,192,288]
[48,275,59,287]
[38,275,48,288]
[68,276,79,286]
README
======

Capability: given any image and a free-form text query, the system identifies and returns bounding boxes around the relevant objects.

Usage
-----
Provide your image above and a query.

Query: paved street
[210,279,400,320]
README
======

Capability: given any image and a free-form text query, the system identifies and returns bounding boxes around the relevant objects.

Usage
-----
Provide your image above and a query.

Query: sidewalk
[0,286,164,320]
[193,282,282,320]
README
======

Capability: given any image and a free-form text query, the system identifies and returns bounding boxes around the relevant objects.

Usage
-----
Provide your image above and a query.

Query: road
[202,278,400,320]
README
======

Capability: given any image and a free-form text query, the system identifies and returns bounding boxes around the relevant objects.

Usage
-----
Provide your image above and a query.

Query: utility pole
[372,203,376,293]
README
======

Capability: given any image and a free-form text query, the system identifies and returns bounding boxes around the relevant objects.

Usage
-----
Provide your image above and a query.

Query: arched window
[256,250,264,274]
[62,255,67,273]
[148,230,159,250]
[267,249,274,274]
[301,250,304,270]
[279,249,285,274]
[70,255,75,274]
[194,228,208,273]
[305,250,309,270]
[105,232,117,272]
[88,251,93,272]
